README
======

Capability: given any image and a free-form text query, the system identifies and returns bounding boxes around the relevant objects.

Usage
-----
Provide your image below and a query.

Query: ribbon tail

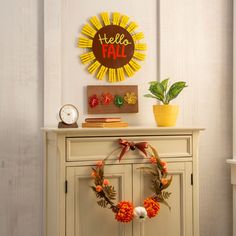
[138,147,147,156]
[119,146,130,161]
[135,142,149,157]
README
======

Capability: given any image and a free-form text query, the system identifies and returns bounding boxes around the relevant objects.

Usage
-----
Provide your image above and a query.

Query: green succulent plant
[144,78,187,104]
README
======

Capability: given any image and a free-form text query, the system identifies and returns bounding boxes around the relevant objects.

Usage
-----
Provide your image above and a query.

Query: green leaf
[144,94,159,99]
[149,81,158,85]
[166,81,187,102]
[148,82,165,102]
[144,93,163,102]
[103,185,117,200]
[155,192,172,210]
[149,82,164,96]
[149,145,161,161]
[97,199,108,208]
[98,167,104,179]
[161,78,169,92]
[161,191,172,199]
[91,186,97,193]
[152,178,161,191]
[164,94,171,104]
[95,191,104,199]
[159,198,171,210]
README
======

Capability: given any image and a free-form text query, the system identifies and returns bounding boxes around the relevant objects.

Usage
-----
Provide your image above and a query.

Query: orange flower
[144,197,160,218]
[160,161,167,173]
[160,161,167,169]
[161,178,168,186]
[96,185,103,192]
[96,160,103,167]
[101,93,113,105]
[91,171,96,177]
[150,156,157,164]
[103,179,109,186]
[115,201,134,223]
[162,167,167,173]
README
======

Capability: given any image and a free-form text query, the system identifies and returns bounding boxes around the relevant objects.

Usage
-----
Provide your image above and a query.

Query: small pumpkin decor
[144,79,187,127]
[90,139,172,223]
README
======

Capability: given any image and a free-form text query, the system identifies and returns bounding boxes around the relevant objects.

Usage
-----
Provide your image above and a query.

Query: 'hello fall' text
[98,33,132,60]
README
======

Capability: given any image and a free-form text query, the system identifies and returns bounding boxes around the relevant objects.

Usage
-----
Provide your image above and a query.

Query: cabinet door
[133,162,193,236]
[66,164,132,236]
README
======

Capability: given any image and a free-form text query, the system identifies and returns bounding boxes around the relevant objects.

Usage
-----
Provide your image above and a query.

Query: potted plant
[144,79,187,127]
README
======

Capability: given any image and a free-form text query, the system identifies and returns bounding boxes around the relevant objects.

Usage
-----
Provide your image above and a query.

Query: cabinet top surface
[42,126,204,136]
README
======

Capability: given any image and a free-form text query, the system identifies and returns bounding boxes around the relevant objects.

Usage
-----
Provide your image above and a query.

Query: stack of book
[82,117,128,128]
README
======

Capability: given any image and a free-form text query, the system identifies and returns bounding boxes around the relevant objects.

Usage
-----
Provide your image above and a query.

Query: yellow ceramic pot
[153,104,179,127]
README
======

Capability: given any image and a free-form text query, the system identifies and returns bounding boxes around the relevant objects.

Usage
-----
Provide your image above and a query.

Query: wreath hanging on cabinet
[90,139,172,223]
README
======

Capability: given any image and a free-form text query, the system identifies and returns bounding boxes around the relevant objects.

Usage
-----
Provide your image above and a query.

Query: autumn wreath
[90,139,172,223]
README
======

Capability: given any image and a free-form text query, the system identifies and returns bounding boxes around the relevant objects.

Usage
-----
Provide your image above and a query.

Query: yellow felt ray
[126,22,138,33]
[120,15,129,28]
[113,12,121,25]
[80,52,95,64]
[135,43,147,50]
[88,61,101,74]
[132,32,144,41]
[82,24,97,38]
[101,12,110,26]
[124,64,135,77]
[90,16,102,30]
[117,68,125,81]
[129,59,141,71]
[78,37,93,48]
[108,68,117,82]
[133,51,146,60]
[97,66,108,80]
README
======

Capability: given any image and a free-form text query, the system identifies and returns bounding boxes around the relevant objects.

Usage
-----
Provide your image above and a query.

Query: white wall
[0,0,233,236]
[159,1,233,235]
[0,0,43,236]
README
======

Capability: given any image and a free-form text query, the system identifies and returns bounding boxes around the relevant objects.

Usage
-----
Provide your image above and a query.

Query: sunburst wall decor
[78,12,147,82]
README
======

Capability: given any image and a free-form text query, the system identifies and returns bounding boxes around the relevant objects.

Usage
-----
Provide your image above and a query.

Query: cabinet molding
[66,135,192,162]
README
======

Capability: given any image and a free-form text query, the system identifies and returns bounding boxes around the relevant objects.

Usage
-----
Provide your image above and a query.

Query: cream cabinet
[43,127,202,236]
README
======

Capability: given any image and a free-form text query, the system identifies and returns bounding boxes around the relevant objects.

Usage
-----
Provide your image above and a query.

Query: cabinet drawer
[66,135,192,162]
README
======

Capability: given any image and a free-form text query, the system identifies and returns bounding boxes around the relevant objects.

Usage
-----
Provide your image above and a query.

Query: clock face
[59,104,79,125]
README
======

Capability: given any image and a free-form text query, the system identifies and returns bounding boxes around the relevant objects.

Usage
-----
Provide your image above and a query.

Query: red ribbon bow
[118,139,149,161]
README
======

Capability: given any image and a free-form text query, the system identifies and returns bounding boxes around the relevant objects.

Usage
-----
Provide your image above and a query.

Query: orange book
[85,117,121,123]
[82,122,128,128]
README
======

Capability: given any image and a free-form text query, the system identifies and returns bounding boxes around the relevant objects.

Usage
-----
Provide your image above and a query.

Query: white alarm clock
[58,104,79,128]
